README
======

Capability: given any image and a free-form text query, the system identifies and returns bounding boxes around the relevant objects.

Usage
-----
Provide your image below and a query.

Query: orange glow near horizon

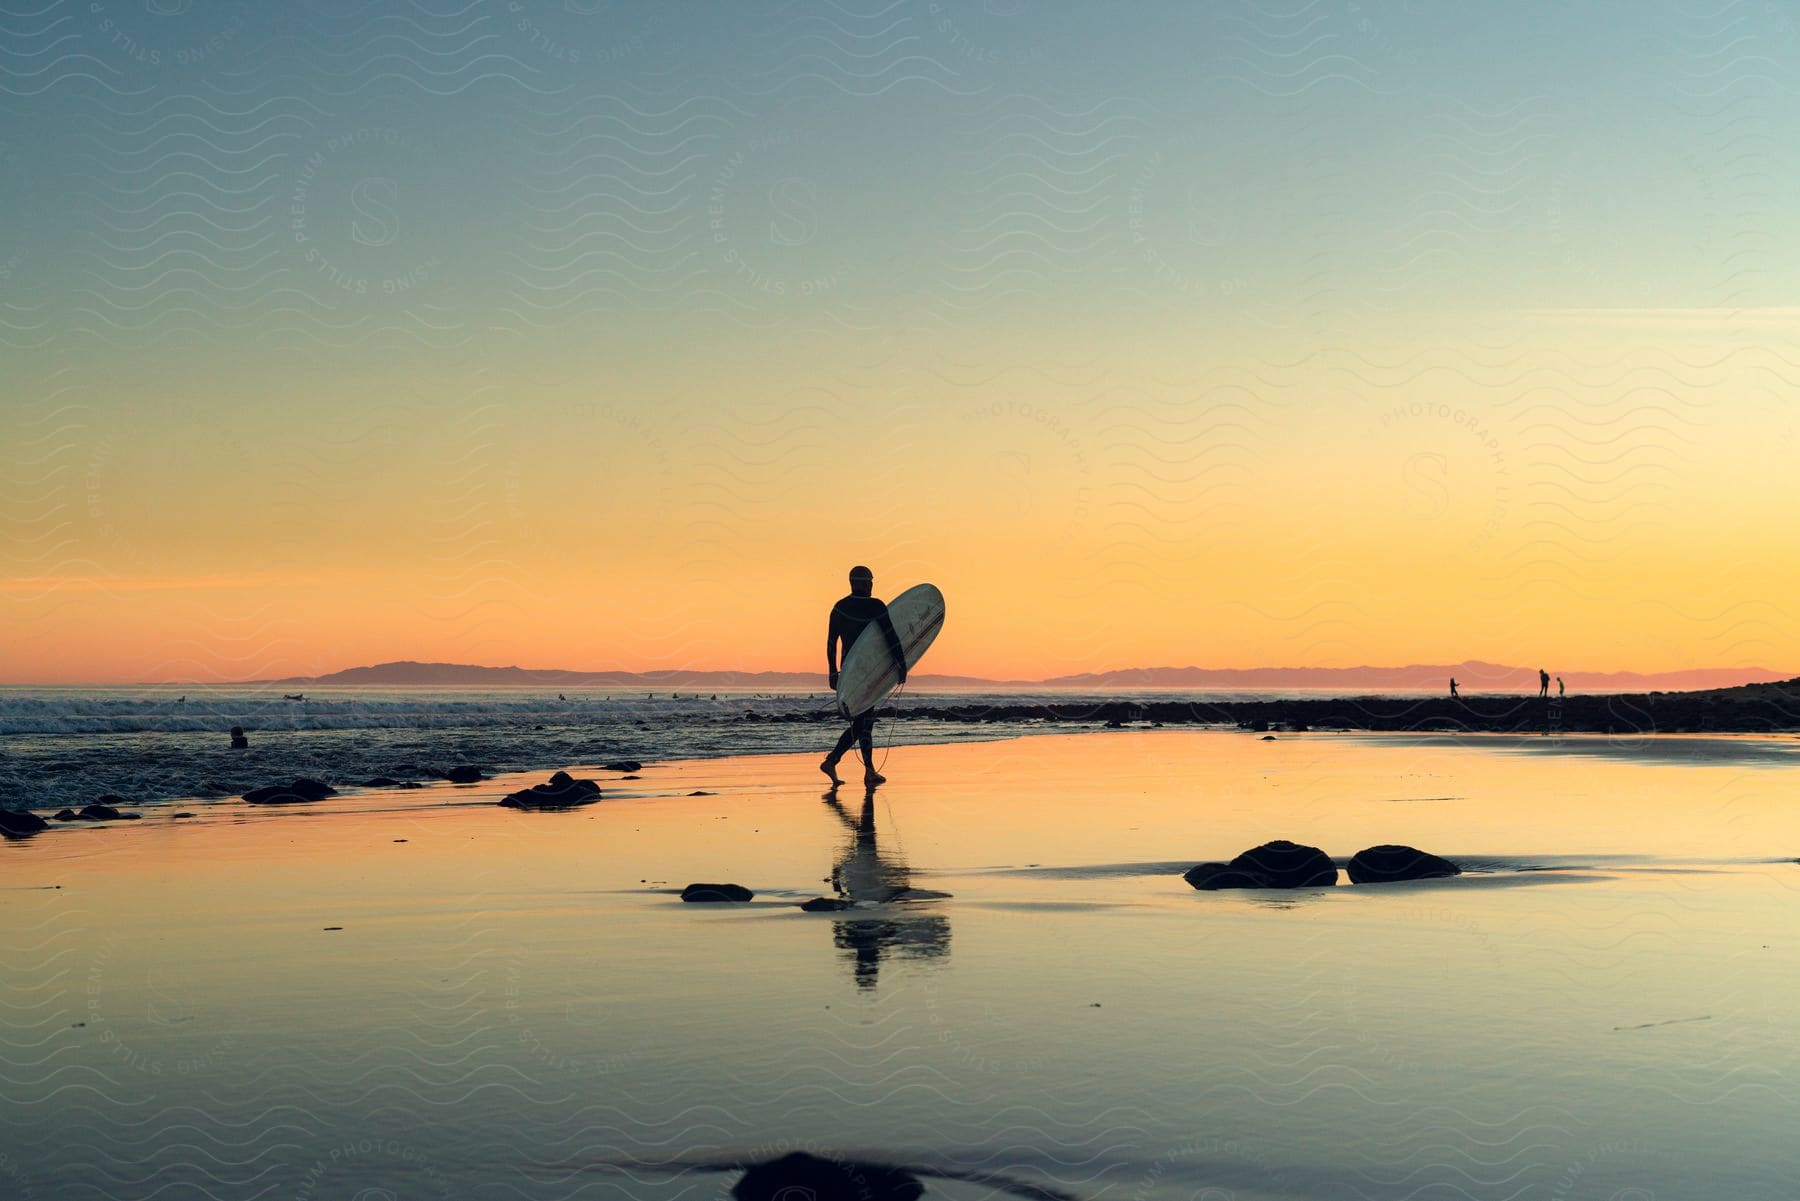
[5,322,1798,685]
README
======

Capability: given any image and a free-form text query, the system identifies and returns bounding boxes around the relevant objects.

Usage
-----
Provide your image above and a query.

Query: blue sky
[5,0,1793,360]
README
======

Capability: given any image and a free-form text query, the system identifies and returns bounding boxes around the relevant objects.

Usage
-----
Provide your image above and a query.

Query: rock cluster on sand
[498,771,602,810]
[0,809,50,838]
[1346,844,1462,883]
[1186,840,1461,890]
[800,896,853,912]
[602,760,643,772]
[1186,839,1338,890]
[50,802,144,822]
[681,882,753,903]
[733,1152,922,1201]
[243,778,337,805]
[890,683,1800,736]
[445,765,483,784]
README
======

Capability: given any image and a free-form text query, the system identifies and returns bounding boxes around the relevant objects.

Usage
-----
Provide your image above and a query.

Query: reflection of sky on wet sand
[1348,730,1800,768]
[3,730,1797,1200]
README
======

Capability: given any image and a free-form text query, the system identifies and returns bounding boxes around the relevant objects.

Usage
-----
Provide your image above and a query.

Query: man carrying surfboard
[823,566,908,785]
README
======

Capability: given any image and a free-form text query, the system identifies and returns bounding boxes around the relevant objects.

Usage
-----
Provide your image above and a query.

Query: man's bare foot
[820,759,843,784]
[864,770,886,785]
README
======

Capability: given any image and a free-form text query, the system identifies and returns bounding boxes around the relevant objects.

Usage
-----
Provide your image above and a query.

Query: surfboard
[835,583,945,719]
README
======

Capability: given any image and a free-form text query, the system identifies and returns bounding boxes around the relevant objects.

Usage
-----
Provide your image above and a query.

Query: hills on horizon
[259,659,1796,694]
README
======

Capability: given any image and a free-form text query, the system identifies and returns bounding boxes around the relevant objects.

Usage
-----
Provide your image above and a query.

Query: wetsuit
[826,594,907,768]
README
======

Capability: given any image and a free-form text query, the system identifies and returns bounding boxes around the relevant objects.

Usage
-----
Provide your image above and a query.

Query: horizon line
[4,658,1793,689]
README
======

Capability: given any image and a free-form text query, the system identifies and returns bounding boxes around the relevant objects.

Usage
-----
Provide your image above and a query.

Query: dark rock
[96,794,132,806]
[1183,862,1275,891]
[1230,839,1337,888]
[681,882,753,903]
[734,1153,922,1201]
[77,803,138,821]
[172,812,195,819]
[1260,735,1277,741]
[229,726,249,749]
[688,790,715,796]
[445,765,483,784]
[1347,844,1461,884]
[363,777,402,788]
[52,809,78,822]
[602,760,643,772]
[243,778,337,805]
[498,771,602,810]
[800,896,853,912]
[1188,840,1338,890]
[0,809,50,838]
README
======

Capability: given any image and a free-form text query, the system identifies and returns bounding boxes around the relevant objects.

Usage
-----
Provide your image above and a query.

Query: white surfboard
[835,583,945,719]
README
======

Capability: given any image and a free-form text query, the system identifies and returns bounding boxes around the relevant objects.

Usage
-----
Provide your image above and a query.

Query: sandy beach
[5,728,1796,1200]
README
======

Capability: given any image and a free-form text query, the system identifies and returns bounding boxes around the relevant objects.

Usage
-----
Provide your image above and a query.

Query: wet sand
[3,729,1797,1200]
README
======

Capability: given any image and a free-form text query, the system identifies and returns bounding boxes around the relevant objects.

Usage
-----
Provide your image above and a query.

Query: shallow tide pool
[3,729,1797,1200]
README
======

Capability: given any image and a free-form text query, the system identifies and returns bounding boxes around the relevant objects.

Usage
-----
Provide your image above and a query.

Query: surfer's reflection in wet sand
[823,786,950,990]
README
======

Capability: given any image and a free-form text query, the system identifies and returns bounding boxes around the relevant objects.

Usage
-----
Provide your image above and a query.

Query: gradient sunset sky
[3,1,1797,683]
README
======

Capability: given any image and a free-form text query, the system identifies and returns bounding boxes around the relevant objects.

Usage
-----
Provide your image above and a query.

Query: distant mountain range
[261,659,1794,693]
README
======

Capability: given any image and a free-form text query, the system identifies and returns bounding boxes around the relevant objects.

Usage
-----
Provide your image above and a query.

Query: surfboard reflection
[823,787,951,990]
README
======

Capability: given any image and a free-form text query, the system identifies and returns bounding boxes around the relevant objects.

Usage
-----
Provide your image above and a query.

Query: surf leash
[874,678,905,775]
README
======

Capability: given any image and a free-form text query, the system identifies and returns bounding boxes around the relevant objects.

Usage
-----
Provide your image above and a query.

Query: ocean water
[3,728,1797,1200]
[0,684,1419,812]
[0,685,1104,811]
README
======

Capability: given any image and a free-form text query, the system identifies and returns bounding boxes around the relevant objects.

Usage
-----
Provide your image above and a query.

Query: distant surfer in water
[822,565,907,785]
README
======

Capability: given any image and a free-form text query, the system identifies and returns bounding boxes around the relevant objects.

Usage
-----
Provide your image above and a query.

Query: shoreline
[6,720,1800,829]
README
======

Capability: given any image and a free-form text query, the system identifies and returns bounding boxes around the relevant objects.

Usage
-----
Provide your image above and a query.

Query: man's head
[848,565,873,596]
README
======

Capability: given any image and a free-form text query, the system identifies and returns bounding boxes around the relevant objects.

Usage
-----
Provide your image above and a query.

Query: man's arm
[875,606,907,685]
[826,610,842,688]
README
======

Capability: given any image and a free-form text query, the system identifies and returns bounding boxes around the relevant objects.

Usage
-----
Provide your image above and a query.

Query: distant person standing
[822,565,907,786]
[1449,678,1459,699]
[1538,668,1550,697]
[1557,676,1565,697]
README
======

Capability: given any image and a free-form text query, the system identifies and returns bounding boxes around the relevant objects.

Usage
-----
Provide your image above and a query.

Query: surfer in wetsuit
[823,565,907,785]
